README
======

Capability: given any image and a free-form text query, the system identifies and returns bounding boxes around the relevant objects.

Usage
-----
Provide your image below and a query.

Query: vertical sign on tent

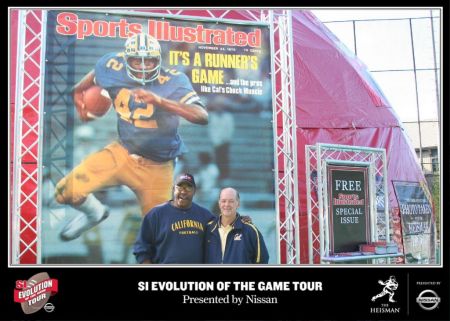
[327,164,371,254]
[393,181,435,264]
[40,10,276,264]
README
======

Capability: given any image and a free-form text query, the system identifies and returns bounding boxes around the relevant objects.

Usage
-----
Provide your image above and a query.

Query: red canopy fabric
[230,10,429,263]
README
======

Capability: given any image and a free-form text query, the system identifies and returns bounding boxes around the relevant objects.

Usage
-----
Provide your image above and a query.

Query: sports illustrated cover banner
[40,10,276,264]
[393,181,435,264]
[327,164,370,254]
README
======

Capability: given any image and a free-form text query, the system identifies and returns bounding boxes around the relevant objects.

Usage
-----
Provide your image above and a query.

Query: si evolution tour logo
[14,272,58,314]
[370,276,401,314]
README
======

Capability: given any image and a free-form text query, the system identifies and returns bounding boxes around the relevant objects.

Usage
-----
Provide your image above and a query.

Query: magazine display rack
[305,143,402,264]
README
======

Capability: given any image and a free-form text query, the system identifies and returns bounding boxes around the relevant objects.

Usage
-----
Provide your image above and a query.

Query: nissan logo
[416,290,440,311]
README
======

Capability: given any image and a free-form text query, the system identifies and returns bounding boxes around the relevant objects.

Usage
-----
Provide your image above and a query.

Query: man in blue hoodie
[133,173,214,264]
[205,187,269,264]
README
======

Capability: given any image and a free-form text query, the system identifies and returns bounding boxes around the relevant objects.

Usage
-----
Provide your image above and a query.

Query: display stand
[306,143,400,264]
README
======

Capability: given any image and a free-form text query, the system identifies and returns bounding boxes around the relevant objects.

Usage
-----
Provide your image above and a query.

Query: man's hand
[132,88,162,105]
[131,88,208,125]
[73,90,94,122]
[72,70,96,122]
[241,215,253,224]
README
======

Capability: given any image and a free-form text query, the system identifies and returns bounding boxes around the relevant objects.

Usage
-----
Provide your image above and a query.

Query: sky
[311,9,441,124]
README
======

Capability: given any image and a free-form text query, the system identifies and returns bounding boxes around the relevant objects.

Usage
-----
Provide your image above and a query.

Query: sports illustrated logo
[416,290,441,311]
[14,272,58,314]
[234,233,242,241]
[370,276,401,314]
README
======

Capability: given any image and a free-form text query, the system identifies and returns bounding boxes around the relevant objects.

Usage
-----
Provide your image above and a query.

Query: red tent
[229,10,432,263]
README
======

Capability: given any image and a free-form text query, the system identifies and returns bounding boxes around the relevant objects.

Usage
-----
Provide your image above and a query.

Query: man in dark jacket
[133,173,214,264]
[205,187,269,264]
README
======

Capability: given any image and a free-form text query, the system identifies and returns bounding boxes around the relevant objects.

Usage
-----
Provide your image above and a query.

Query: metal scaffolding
[265,10,300,264]
[306,143,389,264]
[12,10,46,264]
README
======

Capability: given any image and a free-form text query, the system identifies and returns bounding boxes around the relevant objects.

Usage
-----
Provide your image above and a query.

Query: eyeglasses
[175,185,194,192]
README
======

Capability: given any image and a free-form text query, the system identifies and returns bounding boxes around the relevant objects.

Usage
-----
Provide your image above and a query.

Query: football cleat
[59,208,110,241]
[124,33,161,83]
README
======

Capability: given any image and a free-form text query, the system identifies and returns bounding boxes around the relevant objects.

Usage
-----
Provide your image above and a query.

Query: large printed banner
[393,181,434,264]
[327,164,370,254]
[40,10,276,264]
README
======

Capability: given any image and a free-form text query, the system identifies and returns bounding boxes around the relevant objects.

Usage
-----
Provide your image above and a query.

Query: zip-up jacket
[205,213,269,264]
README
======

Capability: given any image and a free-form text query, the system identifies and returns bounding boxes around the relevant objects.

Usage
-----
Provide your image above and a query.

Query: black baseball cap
[174,173,196,188]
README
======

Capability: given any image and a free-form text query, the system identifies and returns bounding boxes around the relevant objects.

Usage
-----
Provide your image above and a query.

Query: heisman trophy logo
[14,272,58,314]
[372,275,398,303]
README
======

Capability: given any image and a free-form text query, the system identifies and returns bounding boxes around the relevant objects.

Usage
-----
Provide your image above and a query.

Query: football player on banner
[55,33,208,241]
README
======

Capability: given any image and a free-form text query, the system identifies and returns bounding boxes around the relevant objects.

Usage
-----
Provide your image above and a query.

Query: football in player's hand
[83,86,112,118]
